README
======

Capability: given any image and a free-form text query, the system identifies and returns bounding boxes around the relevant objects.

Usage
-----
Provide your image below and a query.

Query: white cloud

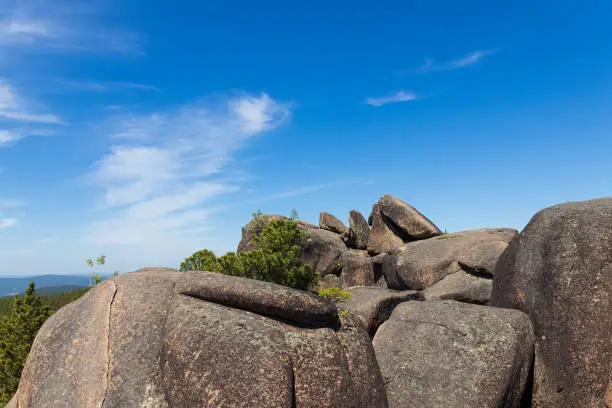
[0,129,21,145]
[0,218,18,229]
[0,1,143,55]
[413,50,497,73]
[365,90,418,107]
[0,79,63,144]
[86,93,291,245]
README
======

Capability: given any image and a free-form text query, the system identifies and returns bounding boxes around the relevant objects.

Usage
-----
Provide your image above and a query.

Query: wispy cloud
[0,79,63,124]
[0,218,18,229]
[86,92,292,245]
[259,180,364,201]
[58,79,160,93]
[0,1,143,56]
[411,50,496,73]
[365,90,418,107]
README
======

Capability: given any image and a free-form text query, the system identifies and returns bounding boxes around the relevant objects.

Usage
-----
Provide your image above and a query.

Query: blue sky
[1,0,611,276]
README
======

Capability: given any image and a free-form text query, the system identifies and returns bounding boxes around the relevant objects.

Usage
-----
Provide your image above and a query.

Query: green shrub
[179,249,221,272]
[318,287,352,302]
[179,213,318,291]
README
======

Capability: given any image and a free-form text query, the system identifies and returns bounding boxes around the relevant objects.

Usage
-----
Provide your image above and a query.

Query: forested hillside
[0,287,89,317]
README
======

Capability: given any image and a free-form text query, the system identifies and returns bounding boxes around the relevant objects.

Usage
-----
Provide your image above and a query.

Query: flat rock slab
[178,272,339,327]
[339,286,422,337]
[383,228,516,290]
[491,198,612,408]
[373,300,534,408]
[422,269,492,304]
[11,269,386,408]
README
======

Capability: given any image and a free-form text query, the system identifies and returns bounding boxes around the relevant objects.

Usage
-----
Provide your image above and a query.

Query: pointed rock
[319,211,348,234]
[367,203,404,255]
[379,194,441,240]
[348,210,370,250]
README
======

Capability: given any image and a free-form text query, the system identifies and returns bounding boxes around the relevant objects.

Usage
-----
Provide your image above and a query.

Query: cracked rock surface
[372,300,534,408]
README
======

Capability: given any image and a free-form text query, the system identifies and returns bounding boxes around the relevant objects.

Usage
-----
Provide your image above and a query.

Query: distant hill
[0,275,106,297]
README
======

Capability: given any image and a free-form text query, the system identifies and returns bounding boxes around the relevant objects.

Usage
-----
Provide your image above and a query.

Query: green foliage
[318,287,353,302]
[339,309,349,318]
[179,211,319,291]
[0,287,90,319]
[0,283,50,405]
[179,249,221,272]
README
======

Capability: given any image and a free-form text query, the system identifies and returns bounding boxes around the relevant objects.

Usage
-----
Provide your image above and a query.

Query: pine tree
[0,282,50,405]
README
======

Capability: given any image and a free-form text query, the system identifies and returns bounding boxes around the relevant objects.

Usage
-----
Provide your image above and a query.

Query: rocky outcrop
[319,211,348,234]
[339,250,375,288]
[491,198,612,408]
[300,228,347,275]
[373,300,534,408]
[11,270,387,408]
[422,270,492,304]
[367,203,404,255]
[297,219,320,230]
[379,194,441,240]
[348,210,370,250]
[237,214,287,252]
[383,228,516,290]
[339,287,422,337]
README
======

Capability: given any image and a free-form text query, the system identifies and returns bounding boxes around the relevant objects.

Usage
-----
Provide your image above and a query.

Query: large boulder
[348,210,370,250]
[301,228,348,275]
[339,250,375,288]
[379,194,441,240]
[367,203,404,255]
[237,214,287,252]
[422,270,492,304]
[319,211,348,234]
[383,228,516,290]
[373,300,534,408]
[339,286,422,337]
[11,270,387,407]
[491,198,612,408]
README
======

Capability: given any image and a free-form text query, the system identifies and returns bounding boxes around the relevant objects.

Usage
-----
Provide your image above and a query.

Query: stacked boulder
[236,194,514,306]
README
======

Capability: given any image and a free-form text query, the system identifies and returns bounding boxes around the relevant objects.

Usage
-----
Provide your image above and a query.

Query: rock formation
[10,270,387,408]
[367,202,404,255]
[373,300,534,408]
[382,228,516,290]
[491,198,612,408]
[9,195,612,408]
[378,194,441,240]
[347,210,370,250]
[319,211,348,234]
